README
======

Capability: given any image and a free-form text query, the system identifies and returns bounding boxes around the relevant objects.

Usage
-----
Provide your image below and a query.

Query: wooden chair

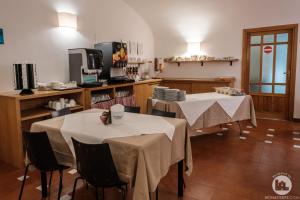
[124,106,141,113]
[151,109,176,118]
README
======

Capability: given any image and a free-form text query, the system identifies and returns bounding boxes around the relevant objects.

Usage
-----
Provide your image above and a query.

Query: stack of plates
[153,86,169,100]
[178,90,186,101]
[164,89,179,101]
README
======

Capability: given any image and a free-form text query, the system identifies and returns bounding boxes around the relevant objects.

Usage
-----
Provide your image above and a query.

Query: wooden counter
[160,77,235,94]
[0,79,162,168]
[0,89,85,168]
[84,79,162,113]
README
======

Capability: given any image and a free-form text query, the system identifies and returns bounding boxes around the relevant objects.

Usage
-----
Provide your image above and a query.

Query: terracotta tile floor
[1,119,300,200]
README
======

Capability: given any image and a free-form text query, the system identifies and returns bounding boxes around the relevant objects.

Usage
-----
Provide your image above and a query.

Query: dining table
[148,92,257,136]
[30,109,193,200]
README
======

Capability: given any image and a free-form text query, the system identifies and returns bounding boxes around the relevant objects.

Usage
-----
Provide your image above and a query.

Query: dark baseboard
[293,118,300,122]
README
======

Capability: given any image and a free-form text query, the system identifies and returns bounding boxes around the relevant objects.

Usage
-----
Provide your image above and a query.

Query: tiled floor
[1,119,300,200]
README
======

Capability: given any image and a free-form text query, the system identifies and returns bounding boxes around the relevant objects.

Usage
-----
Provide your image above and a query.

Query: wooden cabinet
[134,80,161,113]
[161,77,235,94]
[0,79,162,168]
[0,89,85,168]
[84,79,162,112]
[161,82,193,94]
[84,83,134,110]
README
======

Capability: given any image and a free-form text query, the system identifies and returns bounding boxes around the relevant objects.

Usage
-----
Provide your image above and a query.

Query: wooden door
[242,24,298,120]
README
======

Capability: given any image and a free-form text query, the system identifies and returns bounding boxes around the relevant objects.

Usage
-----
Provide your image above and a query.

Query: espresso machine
[94,42,134,84]
[68,48,104,87]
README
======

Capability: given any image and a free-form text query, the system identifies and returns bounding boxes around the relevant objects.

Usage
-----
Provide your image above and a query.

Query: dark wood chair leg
[18,164,30,200]
[237,121,242,136]
[121,187,126,200]
[71,177,82,200]
[156,186,158,200]
[102,188,104,200]
[178,160,184,197]
[95,187,99,200]
[57,170,63,200]
[85,180,89,190]
[48,171,53,196]
[40,171,48,198]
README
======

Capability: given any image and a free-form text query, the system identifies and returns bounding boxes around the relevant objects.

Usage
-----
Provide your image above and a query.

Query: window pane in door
[251,36,261,44]
[261,85,272,93]
[275,44,288,83]
[277,33,288,43]
[262,45,274,83]
[250,46,261,83]
[274,85,286,94]
[250,85,260,93]
[263,34,275,43]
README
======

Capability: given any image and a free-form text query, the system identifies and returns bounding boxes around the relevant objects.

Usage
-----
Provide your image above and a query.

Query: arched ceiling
[123,0,300,56]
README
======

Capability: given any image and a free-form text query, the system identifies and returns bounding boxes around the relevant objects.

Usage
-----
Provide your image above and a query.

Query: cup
[59,98,65,108]
[70,99,76,107]
[48,101,53,109]
[54,102,62,111]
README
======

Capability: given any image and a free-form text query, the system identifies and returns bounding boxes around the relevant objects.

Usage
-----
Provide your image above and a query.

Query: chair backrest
[151,109,176,118]
[23,131,59,171]
[124,106,141,113]
[51,107,71,118]
[71,138,121,187]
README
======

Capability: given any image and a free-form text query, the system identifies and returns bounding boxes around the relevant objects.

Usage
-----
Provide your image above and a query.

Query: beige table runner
[31,111,192,200]
[148,94,257,137]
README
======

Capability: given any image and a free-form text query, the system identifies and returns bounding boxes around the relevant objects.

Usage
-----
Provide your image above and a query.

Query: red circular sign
[264,46,273,54]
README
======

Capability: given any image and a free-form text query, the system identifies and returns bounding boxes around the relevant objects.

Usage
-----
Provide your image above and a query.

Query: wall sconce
[58,12,77,29]
[187,42,201,56]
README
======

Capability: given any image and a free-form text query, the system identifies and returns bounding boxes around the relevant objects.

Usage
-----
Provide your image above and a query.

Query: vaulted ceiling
[124,0,300,56]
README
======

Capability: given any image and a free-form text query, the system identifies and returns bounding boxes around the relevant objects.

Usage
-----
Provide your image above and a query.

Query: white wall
[125,0,300,118]
[0,0,154,91]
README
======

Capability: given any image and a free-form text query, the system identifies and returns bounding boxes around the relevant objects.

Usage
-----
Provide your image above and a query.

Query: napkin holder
[110,104,125,125]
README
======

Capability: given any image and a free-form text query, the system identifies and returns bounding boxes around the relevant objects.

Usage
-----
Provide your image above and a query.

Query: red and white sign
[264,46,273,54]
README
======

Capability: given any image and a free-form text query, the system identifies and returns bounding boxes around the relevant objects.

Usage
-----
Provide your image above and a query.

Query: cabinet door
[134,83,158,114]
[134,84,146,113]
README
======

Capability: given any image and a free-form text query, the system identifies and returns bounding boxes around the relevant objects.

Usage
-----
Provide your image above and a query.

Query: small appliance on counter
[68,48,104,87]
[94,42,134,84]
[13,62,37,95]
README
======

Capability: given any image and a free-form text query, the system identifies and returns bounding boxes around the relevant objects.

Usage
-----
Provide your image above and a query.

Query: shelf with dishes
[90,86,135,110]
[21,105,84,122]
[17,89,85,123]
[127,61,152,67]
[164,57,239,67]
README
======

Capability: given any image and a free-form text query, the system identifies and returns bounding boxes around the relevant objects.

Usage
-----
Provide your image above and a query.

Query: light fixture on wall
[187,42,201,56]
[58,12,77,29]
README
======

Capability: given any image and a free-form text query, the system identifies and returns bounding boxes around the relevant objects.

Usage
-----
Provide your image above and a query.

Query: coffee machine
[94,42,134,84]
[68,48,104,87]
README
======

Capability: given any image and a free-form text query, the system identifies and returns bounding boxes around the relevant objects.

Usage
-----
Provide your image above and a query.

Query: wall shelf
[128,61,152,67]
[165,59,239,67]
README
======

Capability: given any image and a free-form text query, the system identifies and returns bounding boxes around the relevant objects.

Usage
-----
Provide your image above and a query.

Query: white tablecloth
[153,93,246,126]
[61,109,176,156]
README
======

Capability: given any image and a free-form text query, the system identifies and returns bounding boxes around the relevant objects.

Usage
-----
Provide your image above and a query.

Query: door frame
[241,24,298,120]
